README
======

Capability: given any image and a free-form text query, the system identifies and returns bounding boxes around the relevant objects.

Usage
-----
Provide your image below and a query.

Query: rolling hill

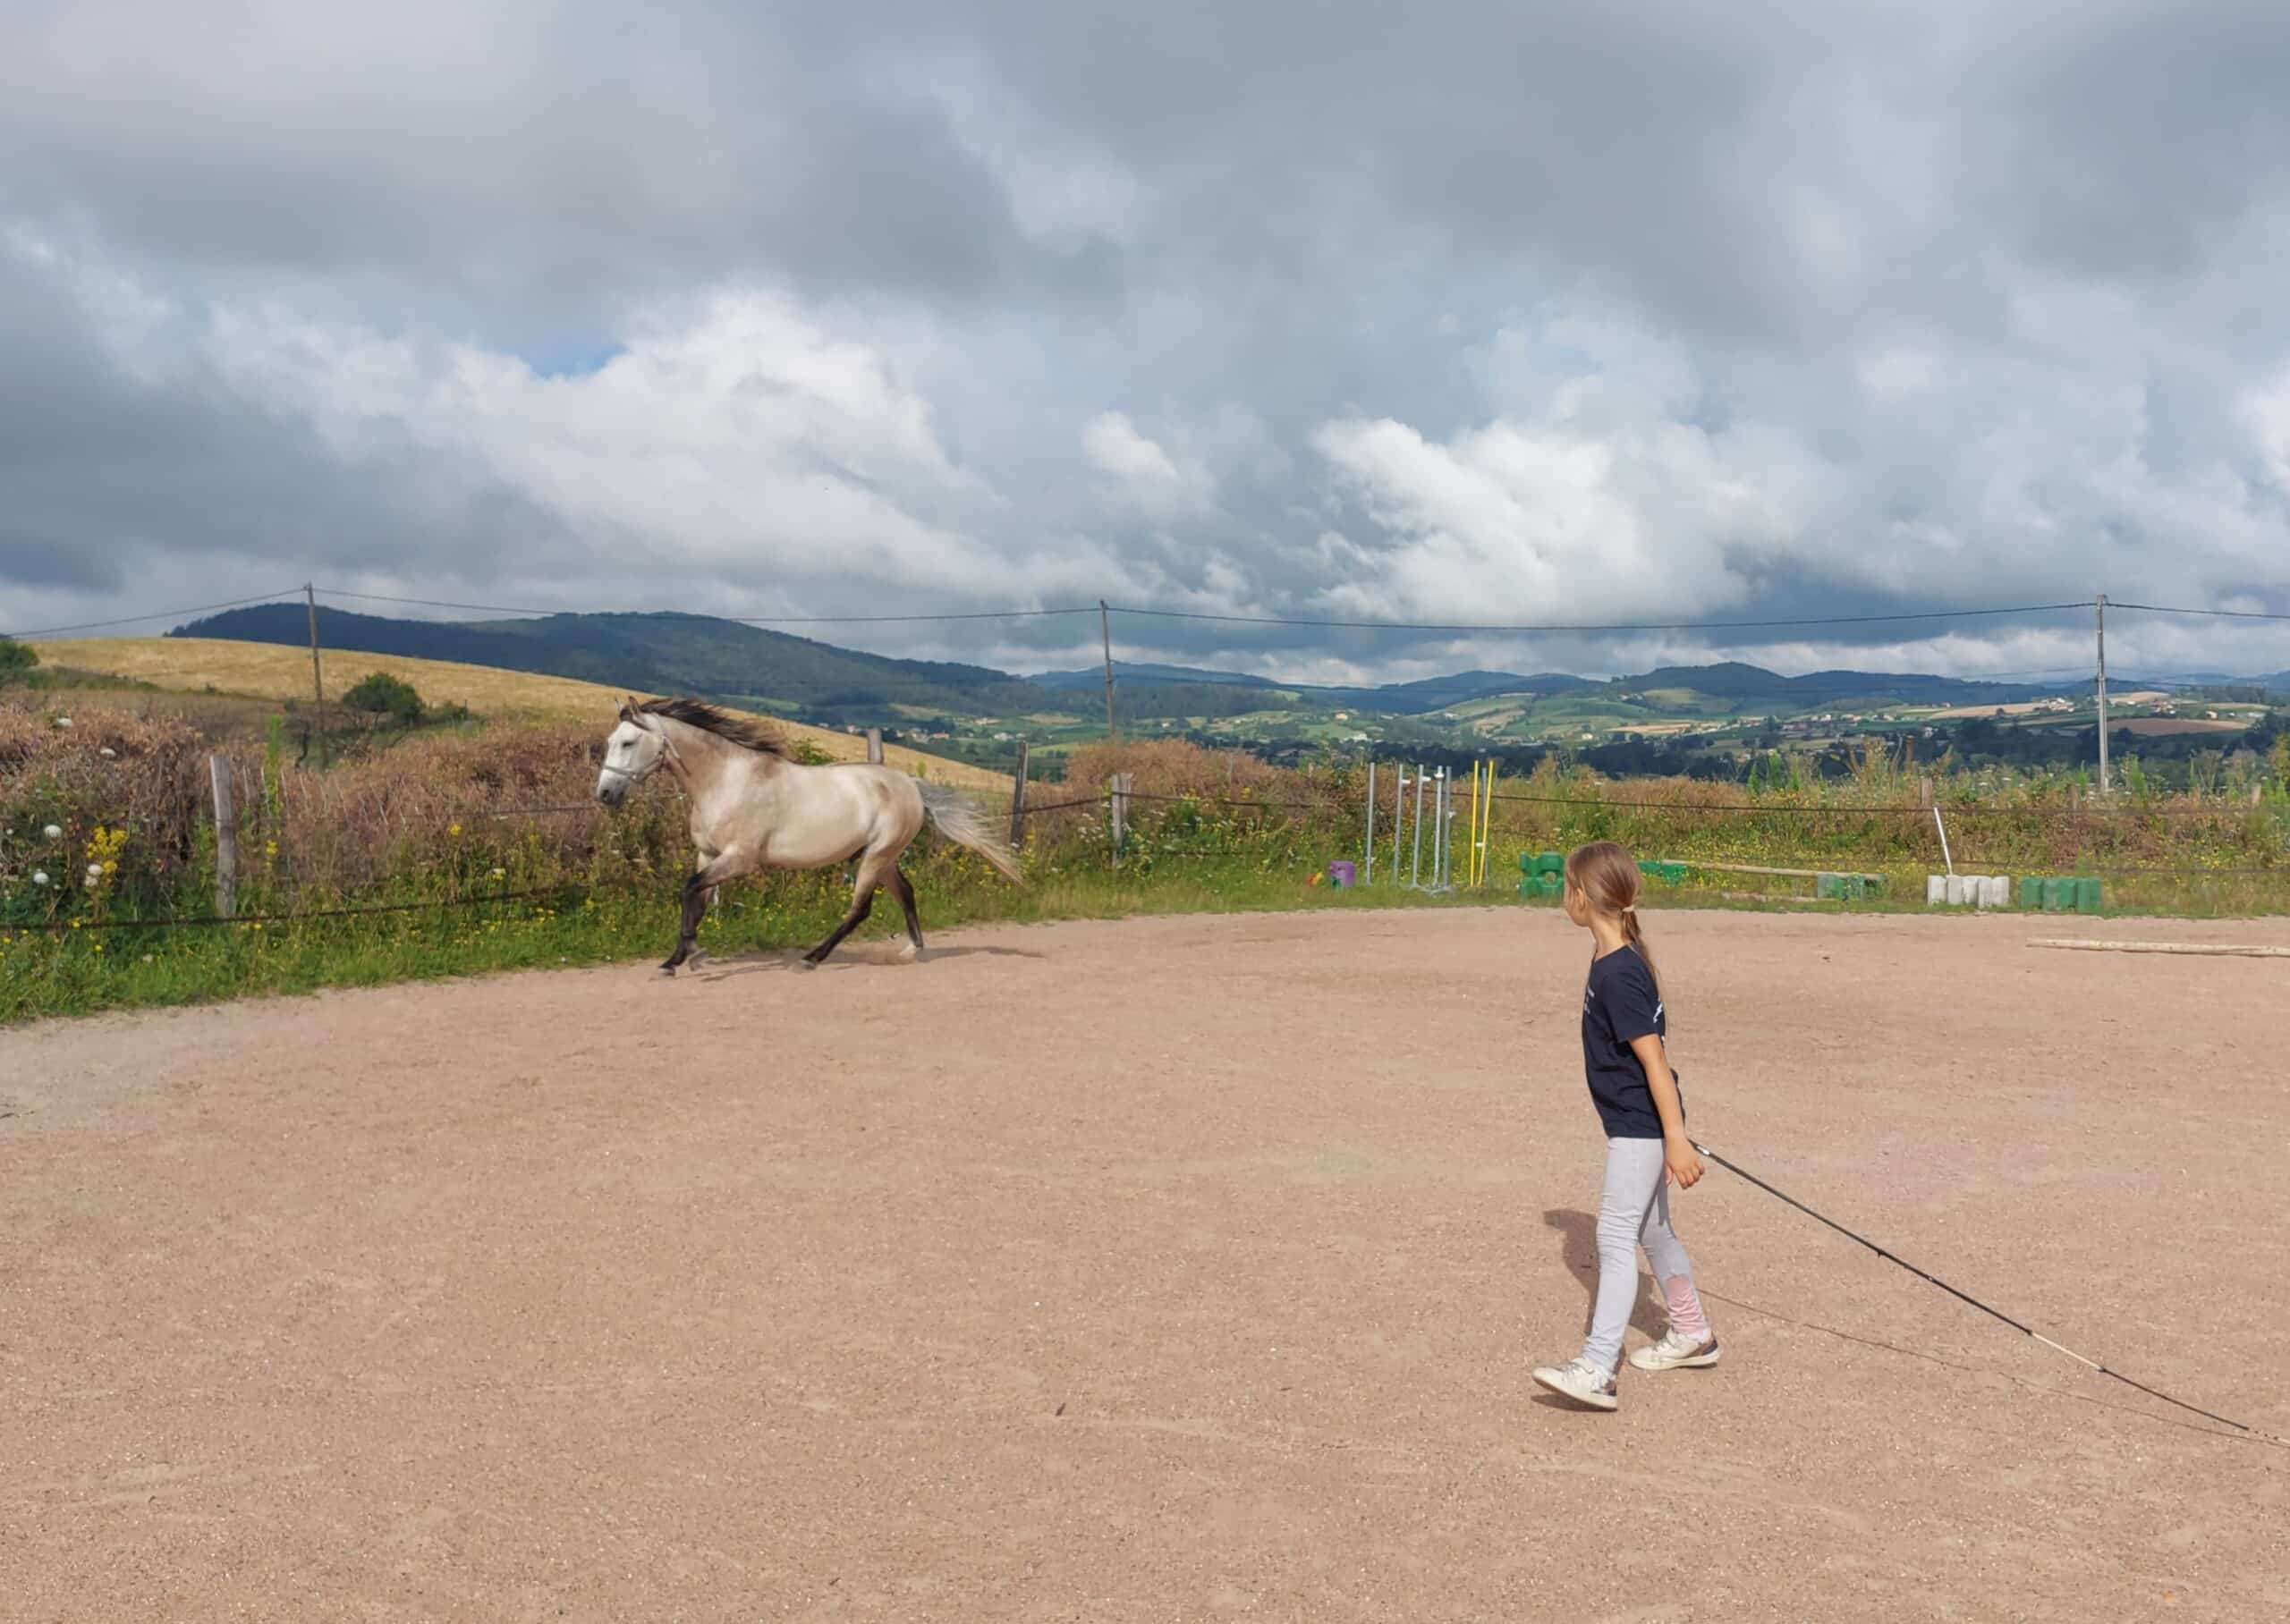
[174,605,1052,723]
[151,602,2284,730]
[30,637,1013,790]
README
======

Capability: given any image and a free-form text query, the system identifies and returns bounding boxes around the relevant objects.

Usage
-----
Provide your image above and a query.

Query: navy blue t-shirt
[1581,944,1682,1139]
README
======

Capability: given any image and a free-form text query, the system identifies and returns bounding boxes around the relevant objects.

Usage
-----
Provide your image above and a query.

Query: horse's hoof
[686,950,711,971]
[898,943,921,963]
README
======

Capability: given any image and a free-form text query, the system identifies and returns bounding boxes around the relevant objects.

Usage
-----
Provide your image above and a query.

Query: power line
[2109,601,2290,624]
[315,588,1097,624]
[1104,600,2100,634]
[26,587,2238,642]
[3,588,305,642]
[314,588,2108,636]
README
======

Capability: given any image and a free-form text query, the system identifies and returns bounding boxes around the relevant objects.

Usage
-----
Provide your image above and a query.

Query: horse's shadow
[690,943,1045,981]
[1542,1207,1668,1341]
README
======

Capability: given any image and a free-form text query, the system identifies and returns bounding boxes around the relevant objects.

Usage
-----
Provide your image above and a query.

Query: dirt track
[5,908,2288,1620]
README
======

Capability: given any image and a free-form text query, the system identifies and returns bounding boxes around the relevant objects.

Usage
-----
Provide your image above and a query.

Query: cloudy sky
[4,0,2289,683]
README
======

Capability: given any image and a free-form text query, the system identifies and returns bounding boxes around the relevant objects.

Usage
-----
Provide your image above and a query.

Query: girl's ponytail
[1565,841,1659,1000]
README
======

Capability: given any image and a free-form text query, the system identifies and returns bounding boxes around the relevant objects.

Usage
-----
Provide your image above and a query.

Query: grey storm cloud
[4,0,2290,681]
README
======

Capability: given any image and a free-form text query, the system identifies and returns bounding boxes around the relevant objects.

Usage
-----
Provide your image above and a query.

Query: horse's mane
[636,698,795,759]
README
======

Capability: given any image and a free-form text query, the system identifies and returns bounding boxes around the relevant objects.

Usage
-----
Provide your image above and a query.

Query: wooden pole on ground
[866,727,883,765]
[1100,601,1117,741]
[1656,858,1887,883]
[1110,773,1131,854]
[209,753,237,919]
[305,584,327,767]
[2027,938,2290,959]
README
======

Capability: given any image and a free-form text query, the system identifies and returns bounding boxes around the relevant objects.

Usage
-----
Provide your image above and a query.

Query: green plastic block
[2017,875,2043,910]
[1529,850,1566,877]
[1816,873,1844,901]
[2040,876,2073,911]
[2075,876,2104,914]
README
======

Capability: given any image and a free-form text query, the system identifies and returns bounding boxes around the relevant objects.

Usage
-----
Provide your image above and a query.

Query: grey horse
[594,698,1024,975]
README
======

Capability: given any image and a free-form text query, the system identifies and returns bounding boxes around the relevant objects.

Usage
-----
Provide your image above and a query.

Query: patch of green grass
[0,838,1486,1024]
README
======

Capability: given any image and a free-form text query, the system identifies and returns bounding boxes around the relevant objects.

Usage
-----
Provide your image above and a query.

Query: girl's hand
[1665,1135,1704,1189]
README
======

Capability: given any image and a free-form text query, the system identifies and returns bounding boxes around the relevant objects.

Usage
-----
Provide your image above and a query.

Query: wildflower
[142,953,154,963]
[88,863,105,880]
[448,823,462,837]
[490,867,505,879]
[100,748,117,758]
[44,825,62,840]
[32,871,49,886]
[55,716,72,728]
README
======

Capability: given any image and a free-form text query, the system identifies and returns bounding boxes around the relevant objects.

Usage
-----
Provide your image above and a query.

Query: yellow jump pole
[1472,759,1486,886]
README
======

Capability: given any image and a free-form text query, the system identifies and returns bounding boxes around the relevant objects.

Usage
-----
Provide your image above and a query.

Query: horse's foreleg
[803,850,895,967]
[662,854,742,976]
[890,868,923,960]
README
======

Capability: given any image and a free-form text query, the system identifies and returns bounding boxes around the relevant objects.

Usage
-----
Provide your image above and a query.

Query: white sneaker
[1531,1357,1619,1411]
[1628,1327,1722,1372]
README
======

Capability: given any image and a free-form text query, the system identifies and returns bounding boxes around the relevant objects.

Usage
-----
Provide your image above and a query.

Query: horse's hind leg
[803,849,895,967]
[890,869,923,960]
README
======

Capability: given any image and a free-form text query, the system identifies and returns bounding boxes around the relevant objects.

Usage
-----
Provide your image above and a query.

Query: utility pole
[306,583,327,766]
[1099,600,1117,740]
[2095,593,2109,794]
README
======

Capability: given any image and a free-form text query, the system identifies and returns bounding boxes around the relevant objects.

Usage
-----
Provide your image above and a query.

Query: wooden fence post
[1918,776,1932,809]
[1110,773,1131,853]
[865,727,884,765]
[1009,742,1030,848]
[209,753,237,919]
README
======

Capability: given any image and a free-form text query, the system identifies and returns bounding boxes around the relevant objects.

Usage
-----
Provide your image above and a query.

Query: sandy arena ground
[4,908,2288,1621]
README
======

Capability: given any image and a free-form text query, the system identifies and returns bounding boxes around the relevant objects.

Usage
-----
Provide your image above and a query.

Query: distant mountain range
[169,605,2289,725]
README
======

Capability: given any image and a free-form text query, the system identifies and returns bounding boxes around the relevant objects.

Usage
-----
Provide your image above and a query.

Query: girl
[1531,840,1719,1411]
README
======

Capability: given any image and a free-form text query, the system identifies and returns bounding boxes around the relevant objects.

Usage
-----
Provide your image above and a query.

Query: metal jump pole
[1365,760,1377,884]
[1429,768,1444,889]
[1392,768,1407,886]
[1411,763,1426,888]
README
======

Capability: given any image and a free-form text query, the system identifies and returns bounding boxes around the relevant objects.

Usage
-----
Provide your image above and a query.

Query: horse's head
[596,701,668,808]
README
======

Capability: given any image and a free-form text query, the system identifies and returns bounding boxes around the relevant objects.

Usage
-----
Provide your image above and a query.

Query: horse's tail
[917,782,1028,887]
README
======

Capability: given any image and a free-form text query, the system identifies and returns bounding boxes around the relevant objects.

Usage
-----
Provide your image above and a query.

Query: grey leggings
[1581,1135,1710,1373]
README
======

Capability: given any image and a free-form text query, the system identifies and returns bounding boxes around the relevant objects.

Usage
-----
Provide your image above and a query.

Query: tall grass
[5,702,2286,1024]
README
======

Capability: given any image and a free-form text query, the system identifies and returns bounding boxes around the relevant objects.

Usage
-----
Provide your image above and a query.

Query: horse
[592,697,1025,976]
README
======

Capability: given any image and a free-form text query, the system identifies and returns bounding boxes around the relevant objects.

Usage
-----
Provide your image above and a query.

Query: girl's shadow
[1542,1207,1668,1341]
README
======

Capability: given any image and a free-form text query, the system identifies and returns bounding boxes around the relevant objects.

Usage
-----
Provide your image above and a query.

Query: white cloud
[2246,369,2290,492]
[1081,410,1180,485]
[1312,296,2290,637]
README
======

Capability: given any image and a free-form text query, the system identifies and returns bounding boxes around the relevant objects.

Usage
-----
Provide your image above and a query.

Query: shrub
[0,638,36,681]
[342,672,426,723]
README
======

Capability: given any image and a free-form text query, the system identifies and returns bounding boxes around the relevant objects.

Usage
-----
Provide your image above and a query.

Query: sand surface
[5,907,2286,1620]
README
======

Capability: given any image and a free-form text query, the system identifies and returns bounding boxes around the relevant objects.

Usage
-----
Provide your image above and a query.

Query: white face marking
[595,719,658,804]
